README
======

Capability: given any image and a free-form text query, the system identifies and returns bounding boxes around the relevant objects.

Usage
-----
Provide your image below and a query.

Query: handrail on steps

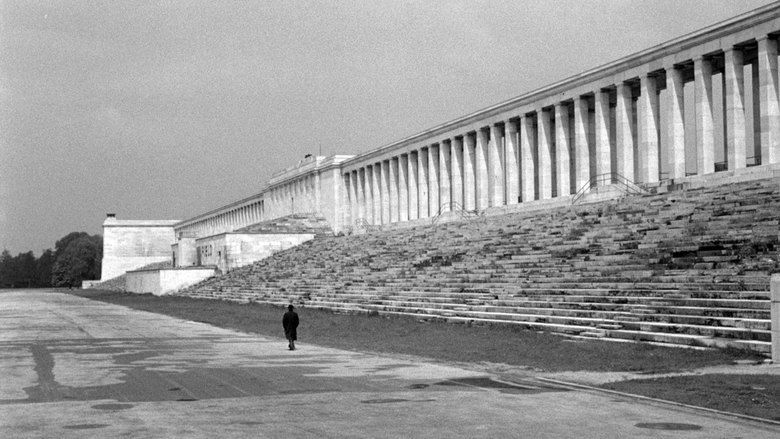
[571,172,647,205]
[431,201,482,225]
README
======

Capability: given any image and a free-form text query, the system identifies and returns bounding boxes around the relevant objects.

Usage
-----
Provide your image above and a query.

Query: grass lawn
[72,289,761,373]
[603,375,780,421]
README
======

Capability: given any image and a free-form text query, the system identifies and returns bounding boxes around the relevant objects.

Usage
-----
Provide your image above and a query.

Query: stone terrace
[177,178,780,354]
[234,213,333,236]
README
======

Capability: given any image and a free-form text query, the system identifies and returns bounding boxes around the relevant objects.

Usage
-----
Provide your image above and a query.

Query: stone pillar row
[342,34,780,228]
[190,196,268,238]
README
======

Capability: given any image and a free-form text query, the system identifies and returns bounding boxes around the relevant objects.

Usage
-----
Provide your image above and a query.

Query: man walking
[282,304,299,350]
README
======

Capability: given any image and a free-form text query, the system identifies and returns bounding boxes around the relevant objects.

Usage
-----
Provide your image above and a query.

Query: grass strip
[72,290,760,373]
[602,374,780,421]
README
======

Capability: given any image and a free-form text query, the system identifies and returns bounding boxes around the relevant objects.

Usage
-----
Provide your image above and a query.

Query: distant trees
[0,232,102,288]
[0,249,49,288]
[51,232,102,287]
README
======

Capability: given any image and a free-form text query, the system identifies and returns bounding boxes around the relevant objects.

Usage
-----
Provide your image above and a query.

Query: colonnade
[343,29,780,227]
[179,171,322,238]
[172,8,780,237]
[264,173,320,220]
[183,199,265,238]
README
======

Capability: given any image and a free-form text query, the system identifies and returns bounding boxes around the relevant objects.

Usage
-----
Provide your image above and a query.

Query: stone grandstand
[176,176,779,354]
[97,6,780,358]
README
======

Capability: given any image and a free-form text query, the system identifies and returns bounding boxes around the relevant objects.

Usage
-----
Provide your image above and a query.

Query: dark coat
[282,310,299,341]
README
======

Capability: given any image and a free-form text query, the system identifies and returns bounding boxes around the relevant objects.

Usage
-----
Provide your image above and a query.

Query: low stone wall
[126,267,217,296]
[195,233,314,274]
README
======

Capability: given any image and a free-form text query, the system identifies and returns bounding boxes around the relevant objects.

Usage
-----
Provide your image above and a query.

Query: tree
[35,249,54,287]
[0,249,12,287]
[15,251,36,287]
[51,233,102,287]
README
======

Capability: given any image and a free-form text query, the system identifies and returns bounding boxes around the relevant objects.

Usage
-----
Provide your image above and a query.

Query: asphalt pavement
[1,289,777,438]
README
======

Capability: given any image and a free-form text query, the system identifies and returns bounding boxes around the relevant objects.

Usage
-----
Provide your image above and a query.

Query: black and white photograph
[1,1,779,437]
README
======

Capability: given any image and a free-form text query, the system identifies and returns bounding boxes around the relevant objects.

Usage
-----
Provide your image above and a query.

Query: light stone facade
[107,5,780,279]
[100,216,179,281]
[193,233,315,274]
[338,5,780,229]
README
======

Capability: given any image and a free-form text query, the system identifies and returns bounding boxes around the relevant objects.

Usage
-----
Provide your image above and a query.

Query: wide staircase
[235,213,333,236]
[177,178,780,354]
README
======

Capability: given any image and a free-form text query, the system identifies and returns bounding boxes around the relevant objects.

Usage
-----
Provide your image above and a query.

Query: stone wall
[195,233,314,274]
[126,267,217,296]
[101,216,179,281]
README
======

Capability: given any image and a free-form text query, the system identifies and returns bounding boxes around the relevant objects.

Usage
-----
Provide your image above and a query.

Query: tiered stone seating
[235,213,333,236]
[177,178,779,354]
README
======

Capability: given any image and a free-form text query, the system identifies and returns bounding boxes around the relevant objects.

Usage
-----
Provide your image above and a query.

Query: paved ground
[1,290,777,438]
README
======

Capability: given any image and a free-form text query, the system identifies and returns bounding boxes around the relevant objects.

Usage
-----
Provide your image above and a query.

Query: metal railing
[353,218,382,233]
[430,201,482,226]
[571,172,648,205]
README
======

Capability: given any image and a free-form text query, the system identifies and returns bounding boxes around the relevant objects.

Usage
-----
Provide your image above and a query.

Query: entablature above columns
[343,8,780,171]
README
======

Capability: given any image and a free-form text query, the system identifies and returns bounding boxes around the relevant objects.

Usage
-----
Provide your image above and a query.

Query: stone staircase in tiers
[235,213,333,236]
[176,177,780,354]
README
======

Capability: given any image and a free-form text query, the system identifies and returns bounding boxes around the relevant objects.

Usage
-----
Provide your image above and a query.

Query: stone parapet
[126,267,217,296]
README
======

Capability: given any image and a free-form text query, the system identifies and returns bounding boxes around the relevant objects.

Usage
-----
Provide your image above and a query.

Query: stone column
[694,56,715,175]
[349,173,356,223]
[364,170,371,224]
[505,120,519,204]
[381,160,391,224]
[573,96,591,192]
[753,58,761,163]
[428,144,440,216]
[638,74,660,183]
[364,167,373,224]
[398,155,409,222]
[616,83,635,182]
[418,148,429,218]
[463,133,476,210]
[667,66,686,179]
[439,140,452,213]
[389,158,399,223]
[538,109,553,199]
[372,163,382,224]
[594,89,611,181]
[554,103,571,196]
[343,174,352,227]
[408,151,419,220]
[520,115,535,202]
[315,173,322,212]
[724,47,747,171]
[475,128,490,210]
[758,36,780,165]
[489,124,505,206]
[351,171,360,224]
[451,137,464,209]
[359,168,367,222]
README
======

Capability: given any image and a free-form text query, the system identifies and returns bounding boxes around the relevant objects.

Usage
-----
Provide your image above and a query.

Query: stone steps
[175,176,780,353]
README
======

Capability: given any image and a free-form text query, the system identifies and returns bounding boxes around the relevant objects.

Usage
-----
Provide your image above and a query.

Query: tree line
[0,232,102,288]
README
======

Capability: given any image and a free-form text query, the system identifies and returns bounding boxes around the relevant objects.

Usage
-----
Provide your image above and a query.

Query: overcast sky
[1,0,774,255]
